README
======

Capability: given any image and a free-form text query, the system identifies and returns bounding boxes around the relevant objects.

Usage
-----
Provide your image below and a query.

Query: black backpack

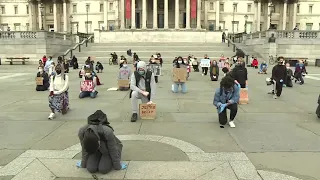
[82,127,101,154]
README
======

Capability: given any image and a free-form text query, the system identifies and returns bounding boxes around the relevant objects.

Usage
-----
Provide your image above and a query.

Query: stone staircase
[70,42,236,64]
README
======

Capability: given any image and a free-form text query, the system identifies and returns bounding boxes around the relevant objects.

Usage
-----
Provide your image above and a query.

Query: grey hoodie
[130,61,156,101]
[118,65,131,80]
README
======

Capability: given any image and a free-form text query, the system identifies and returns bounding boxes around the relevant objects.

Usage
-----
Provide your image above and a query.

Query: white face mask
[39,68,43,72]
[178,61,182,64]
[123,64,127,67]
[85,73,91,77]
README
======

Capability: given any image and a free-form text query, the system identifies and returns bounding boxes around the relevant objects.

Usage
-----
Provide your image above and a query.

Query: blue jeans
[172,82,187,93]
[79,91,98,99]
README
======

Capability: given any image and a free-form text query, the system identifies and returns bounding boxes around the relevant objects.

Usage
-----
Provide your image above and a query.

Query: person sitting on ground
[71,55,79,69]
[48,64,69,119]
[129,61,156,122]
[118,60,131,91]
[294,60,307,85]
[285,63,293,87]
[210,60,219,81]
[251,57,258,68]
[36,65,50,91]
[78,110,127,174]
[95,61,104,73]
[79,68,98,99]
[172,56,187,93]
[213,75,240,128]
[259,61,268,74]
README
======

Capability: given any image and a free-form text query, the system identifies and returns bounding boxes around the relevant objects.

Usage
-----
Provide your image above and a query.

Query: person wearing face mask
[210,60,219,81]
[294,60,307,85]
[201,54,210,76]
[36,66,50,91]
[44,56,54,74]
[148,57,159,83]
[259,61,268,74]
[213,75,240,128]
[231,60,248,88]
[118,61,131,91]
[48,64,70,119]
[268,57,287,99]
[172,56,188,93]
[285,63,293,87]
[129,61,156,122]
[79,69,98,99]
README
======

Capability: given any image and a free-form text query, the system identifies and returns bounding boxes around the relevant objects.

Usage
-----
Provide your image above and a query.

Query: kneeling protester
[118,61,131,91]
[172,57,188,93]
[129,61,156,122]
[78,110,127,174]
[79,68,98,99]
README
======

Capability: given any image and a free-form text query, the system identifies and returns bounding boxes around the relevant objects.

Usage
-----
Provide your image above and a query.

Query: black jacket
[272,65,286,82]
[231,66,248,85]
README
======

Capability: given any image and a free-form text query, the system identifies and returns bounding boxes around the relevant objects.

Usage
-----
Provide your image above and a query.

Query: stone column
[215,0,219,31]
[267,3,271,29]
[164,0,169,29]
[292,3,297,29]
[28,1,33,30]
[257,1,261,31]
[153,0,158,29]
[142,0,147,29]
[196,0,201,29]
[115,1,119,28]
[104,0,108,29]
[37,0,42,30]
[186,0,190,29]
[204,0,208,29]
[120,0,125,29]
[282,1,287,30]
[63,0,67,33]
[131,0,136,29]
[175,0,179,29]
[53,0,58,31]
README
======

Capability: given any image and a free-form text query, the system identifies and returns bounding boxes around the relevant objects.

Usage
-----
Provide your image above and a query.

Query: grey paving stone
[196,162,238,180]
[258,170,303,180]
[159,136,204,153]
[117,134,163,141]
[230,161,262,180]
[11,159,55,180]
[0,157,35,176]
[0,150,24,166]
[187,152,249,161]
[39,159,126,179]
[125,161,225,179]
[0,176,13,180]
[19,150,79,159]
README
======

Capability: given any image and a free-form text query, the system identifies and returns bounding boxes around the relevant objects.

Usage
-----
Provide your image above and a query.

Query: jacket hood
[87,110,109,125]
[137,61,146,69]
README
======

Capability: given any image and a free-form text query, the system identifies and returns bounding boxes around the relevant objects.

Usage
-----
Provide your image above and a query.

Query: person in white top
[48,64,70,119]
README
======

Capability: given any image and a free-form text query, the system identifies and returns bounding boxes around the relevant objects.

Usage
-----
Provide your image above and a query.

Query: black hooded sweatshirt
[272,64,286,82]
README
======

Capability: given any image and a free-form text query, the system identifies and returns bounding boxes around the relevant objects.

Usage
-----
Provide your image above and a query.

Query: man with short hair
[268,57,286,99]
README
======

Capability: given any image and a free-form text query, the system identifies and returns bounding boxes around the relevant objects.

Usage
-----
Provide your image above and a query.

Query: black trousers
[219,103,238,125]
[155,76,158,83]
[275,81,283,96]
[202,67,208,75]
[286,77,293,87]
[192,65,199,72]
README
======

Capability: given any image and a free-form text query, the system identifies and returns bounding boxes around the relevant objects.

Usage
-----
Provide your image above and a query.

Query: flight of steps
[71,42,236,64]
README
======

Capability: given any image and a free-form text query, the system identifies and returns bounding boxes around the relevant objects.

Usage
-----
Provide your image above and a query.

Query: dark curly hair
[220,75,235,89]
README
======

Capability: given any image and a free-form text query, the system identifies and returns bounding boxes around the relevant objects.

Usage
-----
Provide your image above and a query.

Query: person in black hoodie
[231,60,248,88]
[268,57,286,99]
[149,56,159,83]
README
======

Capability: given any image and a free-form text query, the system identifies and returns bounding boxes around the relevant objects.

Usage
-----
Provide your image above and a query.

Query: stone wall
[93,30,224,43]
[0,31,74,64]
[243,30,320,65]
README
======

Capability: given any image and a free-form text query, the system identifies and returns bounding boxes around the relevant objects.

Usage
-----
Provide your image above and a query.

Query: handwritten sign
[200,59,210,67]
[35,77,43,85]
[139,103,156,119]
[80,80,94,92]
[118,79,130,87]
[147,64,161,76]
[172,68,187,82]
[239,88,249,104]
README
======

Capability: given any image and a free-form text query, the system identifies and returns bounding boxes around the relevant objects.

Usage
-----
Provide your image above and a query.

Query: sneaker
[267,90,274,94]
[48,113,55,120]
[131,113,138,122]
[229,121,236,128]
[273,95,277,99]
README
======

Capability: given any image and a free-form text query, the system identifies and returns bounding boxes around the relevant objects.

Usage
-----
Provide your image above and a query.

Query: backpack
[82,127,100,154]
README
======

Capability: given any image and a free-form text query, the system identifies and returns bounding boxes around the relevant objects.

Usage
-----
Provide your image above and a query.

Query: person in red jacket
[251,58,258,68]
[42,55,47,65]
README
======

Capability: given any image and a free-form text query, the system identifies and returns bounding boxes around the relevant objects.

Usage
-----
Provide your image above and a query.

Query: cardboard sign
[147,64,161,76]
[80,80,94,92]
[139,103,156,119]
[200,59,210,67]
[239,88,249,104]
[35,77,43,85]
[118,79,130,87]
[172,68,187,82]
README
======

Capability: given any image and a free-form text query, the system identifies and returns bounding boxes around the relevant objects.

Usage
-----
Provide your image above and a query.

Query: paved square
[0,64,319,180]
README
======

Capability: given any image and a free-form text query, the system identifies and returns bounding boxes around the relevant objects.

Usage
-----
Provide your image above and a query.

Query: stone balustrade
[0,31,73,41]
[246,30,320,40]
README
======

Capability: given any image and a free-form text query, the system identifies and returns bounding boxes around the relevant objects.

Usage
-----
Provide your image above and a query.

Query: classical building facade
[0,0,320,34]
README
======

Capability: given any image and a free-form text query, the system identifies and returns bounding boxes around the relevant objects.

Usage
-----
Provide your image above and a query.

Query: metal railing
[61,35,94,59]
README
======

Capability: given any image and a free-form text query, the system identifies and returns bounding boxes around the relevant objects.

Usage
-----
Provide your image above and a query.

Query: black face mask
[56,70,62,74]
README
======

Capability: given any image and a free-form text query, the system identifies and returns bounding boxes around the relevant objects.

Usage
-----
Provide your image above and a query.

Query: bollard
[245,55,249,65]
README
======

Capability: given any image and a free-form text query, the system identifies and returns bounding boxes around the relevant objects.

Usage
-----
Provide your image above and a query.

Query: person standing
[222,32,226,43]
[202,54,210,76]
[268,57,286,99]
[213,76,240,128]
[129,61,156,122]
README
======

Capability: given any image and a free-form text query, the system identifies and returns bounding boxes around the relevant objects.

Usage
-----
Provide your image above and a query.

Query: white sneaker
[273,95,278,99]
[267,90,274,94]
[48,113,55,120]
[229,121,236,128]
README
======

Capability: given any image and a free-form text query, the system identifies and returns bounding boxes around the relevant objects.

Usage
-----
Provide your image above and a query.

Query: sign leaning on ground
[147,64,161,76]
[80,80,94,91]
